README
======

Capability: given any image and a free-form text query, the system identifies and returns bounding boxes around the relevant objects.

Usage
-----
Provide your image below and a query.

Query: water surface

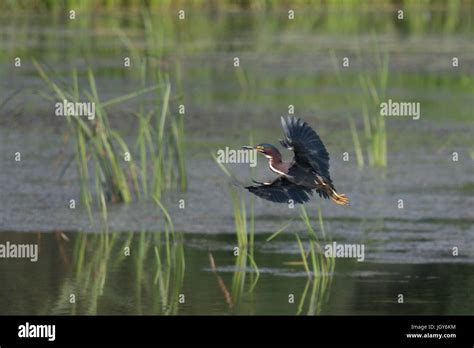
[0,5,473,315]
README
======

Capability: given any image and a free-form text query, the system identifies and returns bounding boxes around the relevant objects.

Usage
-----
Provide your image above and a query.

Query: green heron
[243,116,349,205]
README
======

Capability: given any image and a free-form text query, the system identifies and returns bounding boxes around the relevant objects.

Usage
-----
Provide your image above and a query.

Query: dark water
[0,6,473,315]
[1,231,473,315]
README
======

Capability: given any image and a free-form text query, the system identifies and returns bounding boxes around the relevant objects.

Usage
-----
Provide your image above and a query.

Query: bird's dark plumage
[246,176,313,204]
[280,116,331,182]
[244,116,349,205]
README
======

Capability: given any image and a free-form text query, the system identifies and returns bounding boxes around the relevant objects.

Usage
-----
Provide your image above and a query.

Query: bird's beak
[242,145,264,153]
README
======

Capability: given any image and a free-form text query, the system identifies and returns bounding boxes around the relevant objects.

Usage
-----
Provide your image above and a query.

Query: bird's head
[242,143,280,159]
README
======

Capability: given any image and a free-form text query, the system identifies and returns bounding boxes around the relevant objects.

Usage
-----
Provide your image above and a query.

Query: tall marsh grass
[266,206,335,315]
[35,60,187,225]
[151,199,186,314]
[331,36,389,168]
[358,41,389,168]
[212,155,260,306]
[229,187,259,301]
[296,206,335,315]
[118,10,188,197]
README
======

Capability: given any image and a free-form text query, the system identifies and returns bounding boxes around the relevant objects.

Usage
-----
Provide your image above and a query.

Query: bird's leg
[314,175,326,187]
[315,175,349,206]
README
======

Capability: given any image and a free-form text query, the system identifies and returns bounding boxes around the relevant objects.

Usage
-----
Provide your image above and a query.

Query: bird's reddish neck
[267,151,282,165]
[269,156,282,166]
[268,152,289,174]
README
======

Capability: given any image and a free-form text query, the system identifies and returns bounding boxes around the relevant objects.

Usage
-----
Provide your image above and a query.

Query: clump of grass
[212,155,259,305]
[36,62,143,224]
[131,218,186,315]
[357,39,389,168]
[265,206,335,315]
[132,60,187,201]
[331,35,389,168]
[150,199,185,314]
[296,206,335,315]
[229,187,259,300]
[173,62,187,192]
[117,12,188,199]
[35,60,186,226]
[296,207,336,315]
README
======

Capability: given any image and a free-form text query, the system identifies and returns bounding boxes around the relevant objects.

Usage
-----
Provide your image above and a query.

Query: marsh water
[0,5,473,315]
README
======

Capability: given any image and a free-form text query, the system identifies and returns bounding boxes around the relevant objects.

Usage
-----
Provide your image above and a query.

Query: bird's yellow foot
[331,191,350,206]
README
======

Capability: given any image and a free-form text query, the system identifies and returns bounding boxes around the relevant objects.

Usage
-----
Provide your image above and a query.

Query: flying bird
[242,117,349,205]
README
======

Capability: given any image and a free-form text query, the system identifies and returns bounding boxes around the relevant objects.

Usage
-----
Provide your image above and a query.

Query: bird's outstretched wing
[280,116,331,180]
[245,177,313,204]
